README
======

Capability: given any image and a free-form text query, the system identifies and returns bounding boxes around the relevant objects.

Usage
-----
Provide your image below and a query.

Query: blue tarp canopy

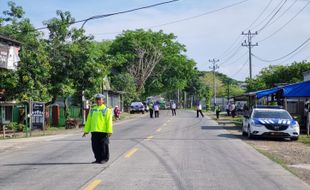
[254,80,310,99]
[282,80,310,97]
[256,87,281,99]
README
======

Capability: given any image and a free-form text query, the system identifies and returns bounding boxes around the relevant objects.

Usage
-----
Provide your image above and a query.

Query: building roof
[0,35,21,46]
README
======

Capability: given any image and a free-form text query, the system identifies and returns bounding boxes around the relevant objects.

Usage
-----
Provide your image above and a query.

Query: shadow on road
[3,162,92,166]
[201,126,224,130]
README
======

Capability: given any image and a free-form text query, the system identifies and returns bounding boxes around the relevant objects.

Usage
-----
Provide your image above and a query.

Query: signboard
[31,102,45,130]
[0,43,20,70]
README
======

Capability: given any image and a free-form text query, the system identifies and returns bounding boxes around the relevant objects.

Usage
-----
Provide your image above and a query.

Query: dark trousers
[197,110,204,118]
[91,132,109,162]
[216,111,220,119]
[150,109,153,118]
[171,109,176,116]
[226,109,230,116]
[231,110,236,118]
[155,111,159,118]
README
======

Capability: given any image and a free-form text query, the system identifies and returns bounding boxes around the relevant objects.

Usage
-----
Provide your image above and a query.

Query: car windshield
[131,102,143,106]
[253,110,292,119]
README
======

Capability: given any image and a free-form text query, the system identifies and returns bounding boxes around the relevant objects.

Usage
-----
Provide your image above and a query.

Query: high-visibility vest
[84,104,113,133]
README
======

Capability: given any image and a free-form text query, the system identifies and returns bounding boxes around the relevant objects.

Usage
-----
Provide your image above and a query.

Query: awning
[283,80,310,97]
[256,87,281,99]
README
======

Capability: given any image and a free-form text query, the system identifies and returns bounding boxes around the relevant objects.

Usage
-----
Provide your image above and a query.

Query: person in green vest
[215,104,221,120]
[148,101,154,118]
[82,94,113,164]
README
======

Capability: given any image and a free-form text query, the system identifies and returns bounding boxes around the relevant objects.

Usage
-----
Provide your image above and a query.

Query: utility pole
[241,30,258,79]
[209,59,219,106]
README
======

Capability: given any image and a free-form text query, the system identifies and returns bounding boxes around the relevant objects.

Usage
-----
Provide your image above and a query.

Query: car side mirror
[293,116,298,120]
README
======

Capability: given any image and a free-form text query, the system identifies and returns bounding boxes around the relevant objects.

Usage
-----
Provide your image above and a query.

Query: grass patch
[298,135,310,145]
[47,127,66,131]
[232,116,243,126]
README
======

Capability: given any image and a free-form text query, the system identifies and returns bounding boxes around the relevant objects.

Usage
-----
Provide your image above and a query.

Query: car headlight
[290,123,299,128]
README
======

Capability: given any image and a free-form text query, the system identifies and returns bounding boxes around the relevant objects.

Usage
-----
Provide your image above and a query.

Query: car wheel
[247,126,253,139]
[142,111,145,114]
[130,111,133,114]
[291,137,299,141]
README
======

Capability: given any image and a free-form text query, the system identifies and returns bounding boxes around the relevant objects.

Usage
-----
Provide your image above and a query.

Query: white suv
[242,106,300,140]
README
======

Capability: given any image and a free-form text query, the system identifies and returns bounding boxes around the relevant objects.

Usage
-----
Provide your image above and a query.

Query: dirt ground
[208,112,310,185]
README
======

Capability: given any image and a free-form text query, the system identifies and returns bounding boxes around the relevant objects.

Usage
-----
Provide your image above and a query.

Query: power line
[267,0,297,26]
[246,0,274,31]
[231,59,248,78]
[253,0,285,30]
[220,50,248,67]
[258,0,310,43]
[252,36,310,62]
[257,0,288,32]
[35,0,180,30]
[217,0,273,60]
[93,0,251,36]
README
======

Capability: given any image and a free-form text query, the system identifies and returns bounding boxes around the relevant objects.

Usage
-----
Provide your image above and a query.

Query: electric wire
[231,59,249,77]
[252,36,310,62]
[35,0,180,30]
[93,0,251,36]
[257,0,288,32]
[267,0,297,26]
[217,0,273,60]
[258,0,310,42]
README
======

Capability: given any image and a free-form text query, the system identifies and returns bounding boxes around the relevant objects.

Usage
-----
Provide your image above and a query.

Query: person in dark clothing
[148,102,154,118]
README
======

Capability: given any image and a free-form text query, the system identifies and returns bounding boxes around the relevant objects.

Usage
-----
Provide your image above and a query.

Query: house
[0,35,21,129]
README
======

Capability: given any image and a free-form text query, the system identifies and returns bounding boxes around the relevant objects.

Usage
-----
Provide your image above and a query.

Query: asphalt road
[0,110,309,190]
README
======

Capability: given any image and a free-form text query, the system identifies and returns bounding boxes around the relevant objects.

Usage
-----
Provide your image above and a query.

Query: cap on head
[95,94,105,99]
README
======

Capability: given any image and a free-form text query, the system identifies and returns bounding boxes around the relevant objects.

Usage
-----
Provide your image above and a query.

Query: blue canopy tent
[255,87,282,99]
[282,80,310,97]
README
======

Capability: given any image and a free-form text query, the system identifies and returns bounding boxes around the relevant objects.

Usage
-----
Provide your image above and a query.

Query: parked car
[242,106,300,140]
[129,102,145,114]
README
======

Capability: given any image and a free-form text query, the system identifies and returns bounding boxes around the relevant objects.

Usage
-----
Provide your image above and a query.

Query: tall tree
[0,1,51,101]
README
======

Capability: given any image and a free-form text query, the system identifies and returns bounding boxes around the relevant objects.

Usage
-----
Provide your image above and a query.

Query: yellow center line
[84,179,102,190]
[125,148,139,158]
[156,128,162,132]
[146,135,153,140]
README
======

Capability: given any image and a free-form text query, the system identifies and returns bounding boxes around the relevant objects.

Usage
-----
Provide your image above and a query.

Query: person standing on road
[114,106,121,120]
[154,102,160,118]
[171,101,177,116]
[196,100,204,118]
[82,94,113,164]
[226,102,230,116]
[148,101,154,118]
[230,102,236,118]
[215,104,221,120]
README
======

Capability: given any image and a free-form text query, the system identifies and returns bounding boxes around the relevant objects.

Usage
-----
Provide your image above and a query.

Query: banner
[0,43,9,69]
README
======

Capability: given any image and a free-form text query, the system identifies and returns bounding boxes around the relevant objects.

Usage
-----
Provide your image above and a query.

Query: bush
[7,122,25,132]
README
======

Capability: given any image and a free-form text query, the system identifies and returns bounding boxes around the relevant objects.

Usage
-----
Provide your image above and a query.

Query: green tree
[245,61,310,92]
[0,1,51,101]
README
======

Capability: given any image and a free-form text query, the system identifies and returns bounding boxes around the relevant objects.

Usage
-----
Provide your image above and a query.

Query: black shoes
[92,160,109,164]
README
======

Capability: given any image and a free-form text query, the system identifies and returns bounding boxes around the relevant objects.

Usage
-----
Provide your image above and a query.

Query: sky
[1,0,309,81]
